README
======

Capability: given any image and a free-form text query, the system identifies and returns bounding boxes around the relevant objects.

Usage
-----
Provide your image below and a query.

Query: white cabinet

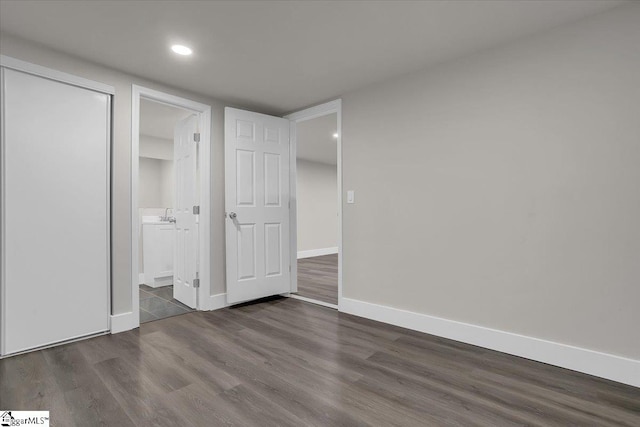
[143,222,175,287]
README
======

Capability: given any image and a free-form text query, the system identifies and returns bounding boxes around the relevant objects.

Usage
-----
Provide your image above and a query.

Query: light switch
[347,190,355,204]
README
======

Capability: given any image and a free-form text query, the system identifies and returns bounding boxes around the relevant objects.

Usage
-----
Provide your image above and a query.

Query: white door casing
[173,114,199,308]
[225,108,291,304]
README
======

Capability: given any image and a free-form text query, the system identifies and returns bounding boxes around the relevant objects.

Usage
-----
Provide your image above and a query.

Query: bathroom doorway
[131,86,212,327]
[137,99,194,323]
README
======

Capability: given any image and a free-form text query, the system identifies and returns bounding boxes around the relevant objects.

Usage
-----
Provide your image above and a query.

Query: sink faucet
[162,208,175,222]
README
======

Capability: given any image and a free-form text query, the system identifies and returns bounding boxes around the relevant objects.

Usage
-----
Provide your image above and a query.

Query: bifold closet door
[1,68,110,355]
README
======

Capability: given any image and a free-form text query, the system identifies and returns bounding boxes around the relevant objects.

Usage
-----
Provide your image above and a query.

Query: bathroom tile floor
[139,284,194,323]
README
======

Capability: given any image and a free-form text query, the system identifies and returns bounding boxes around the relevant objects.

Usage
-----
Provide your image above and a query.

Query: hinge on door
[194,132,201,143]
[193,272,200,288]
[193,205,200,215]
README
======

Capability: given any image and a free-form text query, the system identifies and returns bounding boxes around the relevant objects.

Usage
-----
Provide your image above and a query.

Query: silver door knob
[228,212,237,219]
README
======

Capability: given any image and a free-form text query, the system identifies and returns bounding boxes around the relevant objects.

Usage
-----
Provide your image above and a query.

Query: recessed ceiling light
[333,133,339,139]
[171,44,193,56]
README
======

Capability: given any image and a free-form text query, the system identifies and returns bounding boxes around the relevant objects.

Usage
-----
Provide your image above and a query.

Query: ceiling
[0,1,625,114]
[140,99,193,140]
[297,113,338,166]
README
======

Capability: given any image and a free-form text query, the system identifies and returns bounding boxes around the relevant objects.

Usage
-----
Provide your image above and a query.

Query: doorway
[293,113,339,305]
[222,100,342,308]
[131,86,212,328]
[287,100,343,309]
[137,99,196,323]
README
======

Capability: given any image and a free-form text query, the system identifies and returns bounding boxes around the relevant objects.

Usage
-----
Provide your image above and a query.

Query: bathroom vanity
[142,217,175,287]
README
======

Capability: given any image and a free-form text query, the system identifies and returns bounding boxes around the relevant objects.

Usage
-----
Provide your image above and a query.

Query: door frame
[285,99,343,309]
[131,85,212,328]
[1,55,114,354]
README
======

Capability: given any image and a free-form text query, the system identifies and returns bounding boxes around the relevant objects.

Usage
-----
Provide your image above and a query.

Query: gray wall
[342,4,640,360]
[296,159,338,253]
[0,33,245,315]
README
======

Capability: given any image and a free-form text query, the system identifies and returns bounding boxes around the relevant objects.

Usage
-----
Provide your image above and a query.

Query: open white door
[173,114,199,308]
[225,108,291,304]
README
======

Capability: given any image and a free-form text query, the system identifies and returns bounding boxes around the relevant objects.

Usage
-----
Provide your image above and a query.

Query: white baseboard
[110,311,137,334]
[340,298,640,388]
[297,247,338,259]
[143,276,172,288]
[138,273,144,285]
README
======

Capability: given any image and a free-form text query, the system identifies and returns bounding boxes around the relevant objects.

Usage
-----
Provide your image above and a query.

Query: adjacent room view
[293,113,339,306]
[138,99,195,323]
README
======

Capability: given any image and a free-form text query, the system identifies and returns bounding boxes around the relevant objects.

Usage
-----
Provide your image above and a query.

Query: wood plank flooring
[296,254,338,305]
[1,297,638,426]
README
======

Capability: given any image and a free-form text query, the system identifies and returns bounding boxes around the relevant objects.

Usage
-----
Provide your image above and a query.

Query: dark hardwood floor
[296,254,338,305]
[1,297,638,426]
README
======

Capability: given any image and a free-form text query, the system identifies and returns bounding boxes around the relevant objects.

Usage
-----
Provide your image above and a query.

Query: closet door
[1,67,111,355]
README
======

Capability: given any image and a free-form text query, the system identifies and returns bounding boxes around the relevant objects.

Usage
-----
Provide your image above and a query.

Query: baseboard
[340,297,640,388]
[143,276,172,288]
[297,247,338,259]
[110,311,137,334]
[138,273,144,285]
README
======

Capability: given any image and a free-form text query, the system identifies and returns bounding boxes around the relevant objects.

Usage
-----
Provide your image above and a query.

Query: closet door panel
[2,68,110,355]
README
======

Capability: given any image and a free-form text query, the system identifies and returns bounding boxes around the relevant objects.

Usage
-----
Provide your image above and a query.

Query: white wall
[140,135,173,160]
[160,160,174,208]
[138,157,173,209]
[342,3,640,365]
[296,159,338,254]
[139,158,162,208]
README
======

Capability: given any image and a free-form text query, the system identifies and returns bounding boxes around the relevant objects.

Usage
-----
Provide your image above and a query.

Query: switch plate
[347,190,355,204]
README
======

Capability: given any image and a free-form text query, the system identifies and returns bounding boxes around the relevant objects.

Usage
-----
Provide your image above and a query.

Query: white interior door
[1,67,110,355]
[173,114,199,308]
[225,107,290,304]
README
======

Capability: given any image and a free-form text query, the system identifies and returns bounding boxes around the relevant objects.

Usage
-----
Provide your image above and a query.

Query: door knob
[228,212,237,219]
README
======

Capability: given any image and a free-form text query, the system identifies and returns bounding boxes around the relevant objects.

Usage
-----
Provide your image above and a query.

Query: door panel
[172,114,199,308]
[225,108,290,304]
[1,68,110,355]
[265,223,282,276]
[236,150,255,206]
[264,153,281,206]
[237,223,257,280]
